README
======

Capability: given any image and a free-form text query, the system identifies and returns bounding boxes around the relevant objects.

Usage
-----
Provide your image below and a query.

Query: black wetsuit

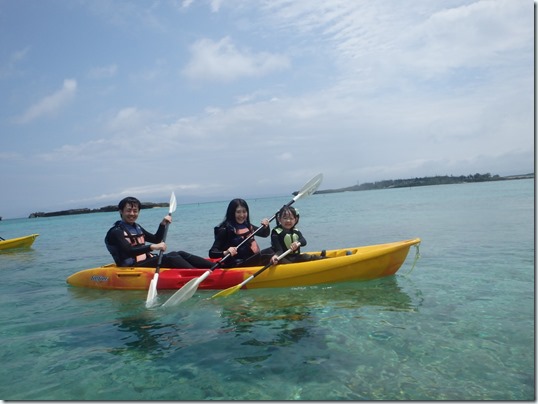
[105,220,213,268]
[271,226,324,263]
[209,221,272,267]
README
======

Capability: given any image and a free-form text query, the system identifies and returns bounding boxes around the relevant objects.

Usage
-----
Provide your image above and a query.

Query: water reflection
[216,275,422,317]
[0,247,39,266]
[66,275,423,364]
[323,275,424,312]
[210,275,422,364]
[110,315,185,359]
[67,287,188,358]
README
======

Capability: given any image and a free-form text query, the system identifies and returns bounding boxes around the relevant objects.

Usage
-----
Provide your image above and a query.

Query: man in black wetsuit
[105,196,213,268]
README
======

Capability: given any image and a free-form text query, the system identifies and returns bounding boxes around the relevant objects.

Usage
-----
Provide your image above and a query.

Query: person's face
[121,203,140,225]
[234,206,248,224]
[279,213,297,230]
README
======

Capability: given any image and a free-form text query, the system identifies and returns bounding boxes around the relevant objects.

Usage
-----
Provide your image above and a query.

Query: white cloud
[277,152,293,161]
[0,46,30,79]
[209,0,224,12]
[88,64,118,79]
[72,182,202,206]
[181,0,193,8]
[257,0,531,89]
[182,36,290,82]
[15,79,77,124]
[397,0,532,76]
[105,107,154,132]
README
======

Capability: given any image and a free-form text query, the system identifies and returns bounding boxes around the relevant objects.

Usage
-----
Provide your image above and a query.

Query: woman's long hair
[220,198,251,228]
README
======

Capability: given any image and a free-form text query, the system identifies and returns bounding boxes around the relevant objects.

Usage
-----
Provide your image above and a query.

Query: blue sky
[0,0,533,219]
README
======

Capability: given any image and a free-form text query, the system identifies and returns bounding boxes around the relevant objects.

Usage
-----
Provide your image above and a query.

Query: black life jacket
[106,221,149,265]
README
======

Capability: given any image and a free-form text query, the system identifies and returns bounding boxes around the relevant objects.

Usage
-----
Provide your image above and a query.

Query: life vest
[118,222,149,262]
[216,223,260,258]
[274,227,300,254]
[235,226,260,254]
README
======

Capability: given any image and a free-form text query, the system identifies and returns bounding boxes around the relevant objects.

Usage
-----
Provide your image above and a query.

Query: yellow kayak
[0,234,39,251]
[66,238,421,291]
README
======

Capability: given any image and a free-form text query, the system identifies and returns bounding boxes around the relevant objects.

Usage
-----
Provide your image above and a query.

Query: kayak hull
[66,238,421,291]
[0,234,39,251]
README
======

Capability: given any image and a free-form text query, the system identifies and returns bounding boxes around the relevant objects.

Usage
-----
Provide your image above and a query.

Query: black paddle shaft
[154,220,171,275]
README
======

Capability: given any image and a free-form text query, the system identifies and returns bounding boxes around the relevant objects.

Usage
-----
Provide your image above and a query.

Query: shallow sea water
[0,179,534,400]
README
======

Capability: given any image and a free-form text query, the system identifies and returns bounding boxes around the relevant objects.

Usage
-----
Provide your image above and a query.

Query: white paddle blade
[145,274,159,308]
[294,173,323,201]
[144,191,176,309]
[169,192,177,214]
[161,270,211,308]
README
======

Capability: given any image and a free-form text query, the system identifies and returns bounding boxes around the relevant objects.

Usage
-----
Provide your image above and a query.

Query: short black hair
[118,196,141,211]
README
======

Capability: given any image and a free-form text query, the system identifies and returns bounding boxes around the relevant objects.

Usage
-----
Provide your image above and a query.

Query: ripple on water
[369,330,395,341]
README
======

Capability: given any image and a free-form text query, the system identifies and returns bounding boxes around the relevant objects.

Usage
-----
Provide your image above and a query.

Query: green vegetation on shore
[28,172,533,218]
[307,172,534,194]
[28,202,168,219]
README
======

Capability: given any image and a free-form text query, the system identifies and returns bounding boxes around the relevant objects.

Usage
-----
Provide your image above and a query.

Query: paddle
[145,191,177,309]
[211,245,297,298]
[160,173,323,308]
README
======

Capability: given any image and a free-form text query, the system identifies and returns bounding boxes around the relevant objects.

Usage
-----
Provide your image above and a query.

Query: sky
[0,0,534,219]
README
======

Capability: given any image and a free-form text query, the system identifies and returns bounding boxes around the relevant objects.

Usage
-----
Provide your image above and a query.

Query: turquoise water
[0,179,534,400]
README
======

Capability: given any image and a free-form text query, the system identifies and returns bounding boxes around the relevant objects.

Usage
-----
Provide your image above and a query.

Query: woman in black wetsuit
[209,198,273,267]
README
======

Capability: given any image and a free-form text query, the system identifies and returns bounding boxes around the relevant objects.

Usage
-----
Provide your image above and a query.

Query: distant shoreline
[311,172,534,195]
[25,172,534,219]
[27,202,168,219]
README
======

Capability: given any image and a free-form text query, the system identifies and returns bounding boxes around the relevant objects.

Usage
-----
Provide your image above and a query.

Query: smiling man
[105,196,213,269]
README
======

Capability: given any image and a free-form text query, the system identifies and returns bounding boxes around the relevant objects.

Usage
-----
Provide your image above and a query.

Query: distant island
[28,172,533,218]
[310,172,534,194]
[28,202,168,219]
